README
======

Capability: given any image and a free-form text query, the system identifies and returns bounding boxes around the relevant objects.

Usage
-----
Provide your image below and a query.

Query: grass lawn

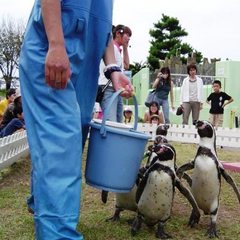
[0,142,240,240]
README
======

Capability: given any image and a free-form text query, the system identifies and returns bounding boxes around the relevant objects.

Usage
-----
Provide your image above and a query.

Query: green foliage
[129,61,148,76]
[147,14,203,70]
[0,17,25,89]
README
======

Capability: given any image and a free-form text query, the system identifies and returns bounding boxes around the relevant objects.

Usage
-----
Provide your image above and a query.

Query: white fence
[0,124,239,171]
[0,130,29,171]
[137,123,240,148]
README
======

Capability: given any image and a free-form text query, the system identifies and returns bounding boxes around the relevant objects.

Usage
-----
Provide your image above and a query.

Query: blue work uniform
[19,0,113,239]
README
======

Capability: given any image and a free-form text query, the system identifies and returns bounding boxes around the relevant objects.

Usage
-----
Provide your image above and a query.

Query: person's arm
[223,97,234,108]
[122,44,130,70]
[103,39,133,98]
[152,72,162,88]
[41,0,71,89]
[170,81,174,109]
[159,112,165,124]
[143,112,149,123]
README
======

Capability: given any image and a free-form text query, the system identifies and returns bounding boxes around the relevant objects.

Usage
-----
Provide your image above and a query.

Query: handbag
[145,89,158,107]
[96,80,111,103]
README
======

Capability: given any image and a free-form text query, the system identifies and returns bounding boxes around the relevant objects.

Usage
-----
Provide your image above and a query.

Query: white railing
[137,123,240,148]
[0,124,239,172]
[0,130,29,171]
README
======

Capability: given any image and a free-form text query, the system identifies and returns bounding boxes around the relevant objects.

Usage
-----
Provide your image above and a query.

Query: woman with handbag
[98,25,132,123]
[152,67,175,124]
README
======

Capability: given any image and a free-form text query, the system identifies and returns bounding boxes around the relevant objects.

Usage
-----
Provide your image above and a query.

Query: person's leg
[208,114,215,126]
[191,102,201,124]
[161,99,170,124]
[117,96,123,123]
[182,102,191,125]
[101,87,118,122]
[215,114,223,127]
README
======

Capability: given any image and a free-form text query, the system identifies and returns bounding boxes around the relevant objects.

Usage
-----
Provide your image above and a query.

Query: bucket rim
[89,122,151,140]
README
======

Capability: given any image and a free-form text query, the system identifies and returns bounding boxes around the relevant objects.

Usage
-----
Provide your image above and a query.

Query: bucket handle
[100,89,138,137]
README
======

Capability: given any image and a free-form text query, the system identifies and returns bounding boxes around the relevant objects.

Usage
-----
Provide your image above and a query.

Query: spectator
[207,80,233,127]
[0,87,22,130]
[123,106,133,124]
[0,88,16,123]
[152,67,175,123]
[144,101,165,124]
[19,1,133,239]
[150,114,161,125]
[0,105,25,138]
[180,64,204,125]
[99,24,132,122]
[93,102,103,119]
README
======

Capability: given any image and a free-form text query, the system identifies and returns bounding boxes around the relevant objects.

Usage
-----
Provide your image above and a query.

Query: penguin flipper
[182,172,192,187]
[175,178,200,227]
[220,168,240,203]
[136,171,149,204]
[176,162,194,179]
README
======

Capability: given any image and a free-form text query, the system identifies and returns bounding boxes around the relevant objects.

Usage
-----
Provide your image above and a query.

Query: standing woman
[99,24,132,122]
[180,63,204,125]
[152,67,174,124]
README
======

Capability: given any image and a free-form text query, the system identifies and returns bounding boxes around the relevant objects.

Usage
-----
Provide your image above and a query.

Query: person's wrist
[104,64,121,79]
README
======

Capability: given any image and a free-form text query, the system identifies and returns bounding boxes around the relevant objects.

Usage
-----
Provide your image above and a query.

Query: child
[206,80,233,127]
[150,114,161,125]
[123,106,133,124]
[0,105,25,138]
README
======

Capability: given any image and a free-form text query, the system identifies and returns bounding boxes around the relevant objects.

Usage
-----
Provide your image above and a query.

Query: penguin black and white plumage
[106,133,169,222]
[177,120,240,238]
[131,143,200,239]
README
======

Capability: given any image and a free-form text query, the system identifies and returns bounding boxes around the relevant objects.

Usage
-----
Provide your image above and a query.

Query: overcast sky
[1,0,240,63]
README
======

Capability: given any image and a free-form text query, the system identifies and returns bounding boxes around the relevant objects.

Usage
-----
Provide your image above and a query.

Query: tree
[129,61,148,76]
[147,14,203,70]
[0,17,25,89]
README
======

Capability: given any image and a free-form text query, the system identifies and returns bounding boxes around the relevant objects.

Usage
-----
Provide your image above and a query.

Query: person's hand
[45,44,71,89]
[157,72,163,78]
[111,71,134,98]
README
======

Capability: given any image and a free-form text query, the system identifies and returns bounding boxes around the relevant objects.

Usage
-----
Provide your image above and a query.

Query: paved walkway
[221,162,240,173]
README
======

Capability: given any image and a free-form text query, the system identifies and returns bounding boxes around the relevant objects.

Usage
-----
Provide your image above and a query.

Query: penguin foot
[188,210,200,227]
[207,224,219,238]
[131,216,142,236]
[155,232,172,239]
[106,214,120,222]
[126,218,135,225]
[101,190,109,204]
[156,223,172,239]
[106,208,122,222]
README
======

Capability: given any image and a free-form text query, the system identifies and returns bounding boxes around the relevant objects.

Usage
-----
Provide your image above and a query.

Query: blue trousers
[19,0,112,239]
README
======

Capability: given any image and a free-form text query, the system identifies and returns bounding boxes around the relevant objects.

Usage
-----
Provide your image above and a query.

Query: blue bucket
[85,90,150,192]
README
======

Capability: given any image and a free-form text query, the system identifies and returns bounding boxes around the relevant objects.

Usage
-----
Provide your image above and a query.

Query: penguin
[106,133,169,222]
[155,124,169,137]
[177,120,240,238]
[131,143,200,239]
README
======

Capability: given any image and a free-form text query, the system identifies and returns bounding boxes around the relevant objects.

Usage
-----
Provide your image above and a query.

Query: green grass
[0,142,240,240]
